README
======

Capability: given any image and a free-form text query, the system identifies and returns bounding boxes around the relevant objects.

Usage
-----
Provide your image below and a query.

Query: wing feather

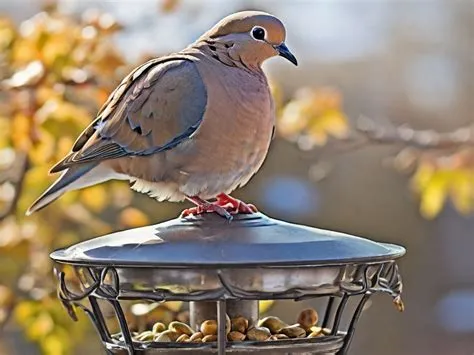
[51,56,207,173]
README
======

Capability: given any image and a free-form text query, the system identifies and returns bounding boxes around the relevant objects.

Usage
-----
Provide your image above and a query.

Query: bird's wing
[50,56,207,173]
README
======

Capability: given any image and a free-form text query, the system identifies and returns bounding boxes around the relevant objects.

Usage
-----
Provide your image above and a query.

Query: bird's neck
[186,40,264,74]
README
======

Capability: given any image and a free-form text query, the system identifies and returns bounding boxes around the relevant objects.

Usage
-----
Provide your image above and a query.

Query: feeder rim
[50,242,405,268]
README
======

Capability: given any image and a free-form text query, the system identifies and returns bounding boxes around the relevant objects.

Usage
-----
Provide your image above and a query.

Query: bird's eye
[251,26,266,41]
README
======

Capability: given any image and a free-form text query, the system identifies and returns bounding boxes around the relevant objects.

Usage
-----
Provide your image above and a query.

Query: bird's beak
[275,42,298,66]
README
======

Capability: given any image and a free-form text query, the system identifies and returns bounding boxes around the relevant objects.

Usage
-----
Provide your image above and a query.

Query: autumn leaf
[27,312,54,340]
[29,128,55,164]
[450,169,474,214]
[43,333,66,355]
[80,185,108,212]
[419,172,449,219]
[412,157,474,219]
[14,300,39,327]
[0,17,16,53]
[259,300,274,314]
[278,87,349,148]
[11,113,33,152]
[119,207,150,228]
[160,0,181,13]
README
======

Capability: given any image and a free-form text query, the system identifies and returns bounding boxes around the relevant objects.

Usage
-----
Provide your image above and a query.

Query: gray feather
[26,162,98,215]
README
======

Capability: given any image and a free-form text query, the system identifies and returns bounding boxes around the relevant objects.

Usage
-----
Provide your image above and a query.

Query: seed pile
[113,308,331,344]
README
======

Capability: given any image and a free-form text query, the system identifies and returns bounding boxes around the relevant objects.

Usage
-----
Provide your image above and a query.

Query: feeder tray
[51,213,405,355]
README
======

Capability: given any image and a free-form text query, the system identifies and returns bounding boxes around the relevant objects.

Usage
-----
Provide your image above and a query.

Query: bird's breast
[195,65,273,165]
[168,61,274,197]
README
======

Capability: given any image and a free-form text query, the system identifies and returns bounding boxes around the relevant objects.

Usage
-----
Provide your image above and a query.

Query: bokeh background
[1,0,474,354]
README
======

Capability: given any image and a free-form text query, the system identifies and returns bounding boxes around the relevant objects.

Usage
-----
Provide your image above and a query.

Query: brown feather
[50,55,207,173]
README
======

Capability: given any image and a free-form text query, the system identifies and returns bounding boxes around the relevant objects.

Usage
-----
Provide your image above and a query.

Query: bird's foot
[215,193,258,214]
[181,196,233,220]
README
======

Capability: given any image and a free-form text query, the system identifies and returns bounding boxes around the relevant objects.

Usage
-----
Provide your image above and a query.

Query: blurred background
[1,0,474,354]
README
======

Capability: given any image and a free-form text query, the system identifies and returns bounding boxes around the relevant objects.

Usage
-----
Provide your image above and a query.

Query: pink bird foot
[181,196,233,220]
[215,193,258,214]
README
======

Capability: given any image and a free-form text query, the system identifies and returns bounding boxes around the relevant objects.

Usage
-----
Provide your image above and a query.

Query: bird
[26,11,297,220]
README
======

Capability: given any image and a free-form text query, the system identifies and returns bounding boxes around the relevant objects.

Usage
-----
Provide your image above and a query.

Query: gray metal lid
[50,213,405,267]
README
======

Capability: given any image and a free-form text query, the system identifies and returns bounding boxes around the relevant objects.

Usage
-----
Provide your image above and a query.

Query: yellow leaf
[278,87,348,145]
[11,113,33,152]
[14,301,39,327]
[27,312,54,340]
[42,333,65,355]
[36,98,91,125]
[41,34,74,67]
[279,101,309,137]
[56,136,74,160]
[419,171,449,219]
[80,185,107,212]
[119,207,149,228]
[24,165,51,193]
[411,162,435,192]
[36,85,62,108]
[449,169,474,214]
[307,111,348,144]
[0,18,16,51]
[12,38,41,64]
[57,189,79,206]
[0,118,11,148]
[259,300,274,314]
[29,129,55,165]
[312,110,349,139]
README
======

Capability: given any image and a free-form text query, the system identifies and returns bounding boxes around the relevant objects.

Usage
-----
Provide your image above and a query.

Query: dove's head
[199,11,297,68]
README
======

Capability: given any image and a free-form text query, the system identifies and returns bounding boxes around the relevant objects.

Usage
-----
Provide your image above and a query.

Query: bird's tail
[26,162,108,215]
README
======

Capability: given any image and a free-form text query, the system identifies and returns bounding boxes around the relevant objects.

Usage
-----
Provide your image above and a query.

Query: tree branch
[354,115,474,150]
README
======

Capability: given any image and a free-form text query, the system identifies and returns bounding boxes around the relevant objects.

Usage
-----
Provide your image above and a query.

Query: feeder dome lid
[50,213,405,267]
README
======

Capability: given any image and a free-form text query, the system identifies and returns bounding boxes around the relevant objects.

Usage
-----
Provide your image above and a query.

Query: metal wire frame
[54,261,403,355]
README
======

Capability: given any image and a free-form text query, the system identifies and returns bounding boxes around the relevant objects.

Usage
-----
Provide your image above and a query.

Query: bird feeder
[50,213,405,354]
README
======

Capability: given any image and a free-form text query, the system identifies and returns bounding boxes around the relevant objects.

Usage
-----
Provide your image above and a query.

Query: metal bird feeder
[50,213,405,354]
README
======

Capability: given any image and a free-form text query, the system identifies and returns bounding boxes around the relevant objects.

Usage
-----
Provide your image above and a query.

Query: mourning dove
[27,11,297,219]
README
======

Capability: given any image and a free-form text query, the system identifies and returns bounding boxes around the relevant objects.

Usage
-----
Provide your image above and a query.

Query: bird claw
[216,194,258,214]
[180,204,233,221]
[181,194,256,221]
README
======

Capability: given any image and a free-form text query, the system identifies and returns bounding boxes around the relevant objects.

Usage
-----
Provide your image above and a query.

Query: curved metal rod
[217,270,238,299]
[88,296,112,343]
[109,299,135,355]
[98,267,120,298]
[322,296,335,329]
[331,294,349,336]
[57,270,100,302]
[57,293,78,321]
[369,262,403,297]
[339,264,371,295]
[338,292,372,355]
[74,301,111,344]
